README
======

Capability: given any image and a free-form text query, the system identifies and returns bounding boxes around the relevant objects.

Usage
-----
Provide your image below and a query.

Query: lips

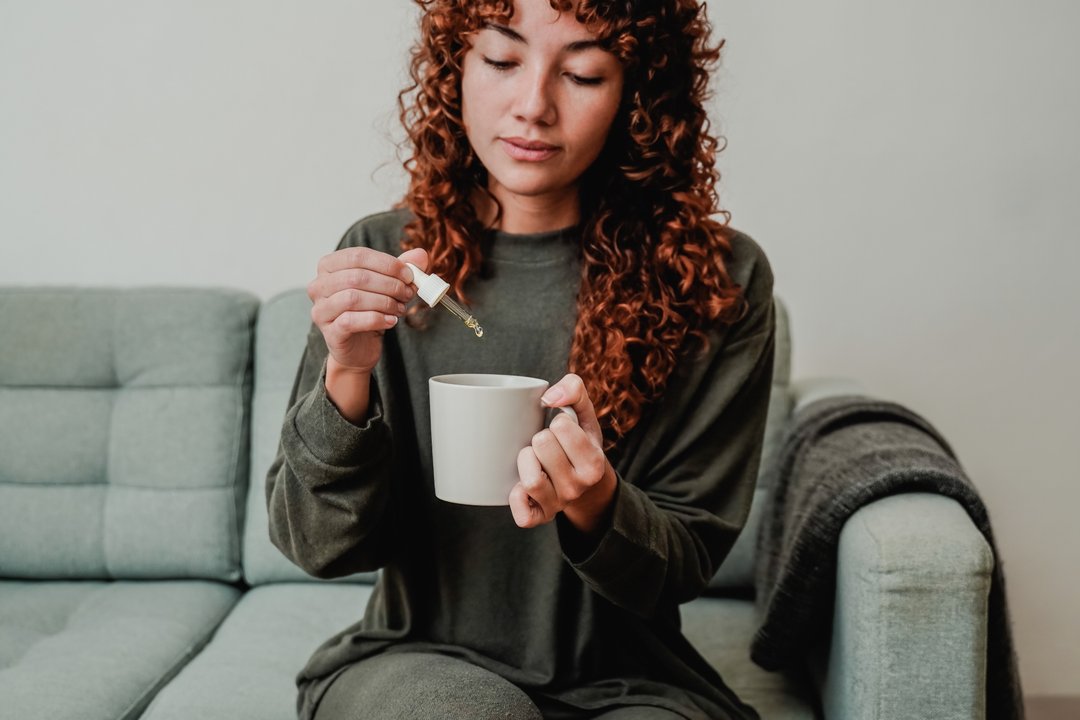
[500,137,560,162]
[502,137,559,151]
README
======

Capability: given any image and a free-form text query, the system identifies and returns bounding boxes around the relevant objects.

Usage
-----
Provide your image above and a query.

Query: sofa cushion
[243,289,378,585]
[0,287,258,580]
[681,596,817,718]
[0,579,239,720]
[140,584,813,720]
[708,486,769,592]
[140,583,374,720]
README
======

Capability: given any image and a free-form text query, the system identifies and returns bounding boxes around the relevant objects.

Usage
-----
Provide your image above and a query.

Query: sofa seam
[856,497,992,581]
[853,512,886,720]
[113,587,237,720]
[868,514,884,720]
[224,303,254,583]
[1,482,245,491]
[0,382,250,390]
[105,295,119,579]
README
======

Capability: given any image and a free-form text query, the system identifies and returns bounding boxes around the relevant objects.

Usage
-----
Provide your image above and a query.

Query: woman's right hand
[307,246,429,375]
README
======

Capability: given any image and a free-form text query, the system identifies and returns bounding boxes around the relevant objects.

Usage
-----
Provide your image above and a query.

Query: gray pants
[314,652,686,720]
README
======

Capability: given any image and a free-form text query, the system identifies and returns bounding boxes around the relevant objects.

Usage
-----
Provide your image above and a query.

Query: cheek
[460,55,489,132]
[571,92,623,153]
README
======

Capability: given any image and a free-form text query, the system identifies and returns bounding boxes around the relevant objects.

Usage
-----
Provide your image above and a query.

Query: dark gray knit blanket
[750,394,1023,720]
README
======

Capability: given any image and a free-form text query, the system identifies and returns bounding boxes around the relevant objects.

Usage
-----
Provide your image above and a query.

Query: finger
[398,247,429,275]
[311,266,415,304]
[325,310,398,339]
[541,374,602,447]
[509,482,548,529]
[547,413,607,485]
[531,427,581,504]
[311,288,407,327]
[317,246,413,283]
[516,446,561,521]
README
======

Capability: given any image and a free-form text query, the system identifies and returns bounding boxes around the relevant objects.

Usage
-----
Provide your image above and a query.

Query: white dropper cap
[405,262,450,308]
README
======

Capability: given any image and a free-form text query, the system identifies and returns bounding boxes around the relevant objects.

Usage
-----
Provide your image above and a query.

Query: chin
[488,168,574,199]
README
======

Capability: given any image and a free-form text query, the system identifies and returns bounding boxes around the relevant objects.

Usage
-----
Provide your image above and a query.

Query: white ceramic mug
[428,373,575,506]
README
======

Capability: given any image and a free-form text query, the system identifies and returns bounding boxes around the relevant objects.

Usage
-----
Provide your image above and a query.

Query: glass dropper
[436,294,484,337]
[405,263,484,338]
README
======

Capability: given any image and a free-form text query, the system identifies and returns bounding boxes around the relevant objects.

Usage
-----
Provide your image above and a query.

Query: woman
[267,0,776,718]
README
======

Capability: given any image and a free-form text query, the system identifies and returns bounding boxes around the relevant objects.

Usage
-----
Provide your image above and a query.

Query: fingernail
[541,387,563,406]
[396,302,406,313]
[385,315,398,326]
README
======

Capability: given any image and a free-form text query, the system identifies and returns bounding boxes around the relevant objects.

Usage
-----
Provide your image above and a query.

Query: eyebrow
[482,22,604,53]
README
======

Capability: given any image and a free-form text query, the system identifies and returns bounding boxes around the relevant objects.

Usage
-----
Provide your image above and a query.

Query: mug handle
[544,405,578,427]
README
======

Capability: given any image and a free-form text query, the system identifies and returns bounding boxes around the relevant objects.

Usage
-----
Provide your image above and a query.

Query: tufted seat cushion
[0,580,239,720]
[140,583,375,720]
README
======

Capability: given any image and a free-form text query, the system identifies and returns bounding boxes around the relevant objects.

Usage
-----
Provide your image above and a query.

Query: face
[460,0,625,213]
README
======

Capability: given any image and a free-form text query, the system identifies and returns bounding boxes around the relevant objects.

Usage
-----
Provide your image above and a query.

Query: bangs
[461,0,635,61]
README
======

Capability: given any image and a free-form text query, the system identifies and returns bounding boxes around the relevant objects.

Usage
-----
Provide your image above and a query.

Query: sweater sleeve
[265,227,402,579]
[556,244,776,619]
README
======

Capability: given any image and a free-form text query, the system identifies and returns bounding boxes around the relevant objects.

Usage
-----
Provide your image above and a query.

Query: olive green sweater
[266,209,776,720]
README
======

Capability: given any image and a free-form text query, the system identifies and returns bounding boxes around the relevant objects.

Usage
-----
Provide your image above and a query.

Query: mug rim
[429,373,547,390]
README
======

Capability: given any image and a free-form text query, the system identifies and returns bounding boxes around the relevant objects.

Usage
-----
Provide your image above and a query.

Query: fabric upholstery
[0,288,258,580]
[681,598,818,719]
[0,580,239,720]
[712,377,873,593]
[815,492,993,720]
[140,583,374,720]
[0,284,992,720]
[139,583,818,720]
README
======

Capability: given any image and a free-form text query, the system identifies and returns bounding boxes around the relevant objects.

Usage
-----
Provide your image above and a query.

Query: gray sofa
[0,286,994,719]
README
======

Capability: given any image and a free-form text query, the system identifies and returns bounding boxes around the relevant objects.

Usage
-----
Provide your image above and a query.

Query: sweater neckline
[486,223,581,263]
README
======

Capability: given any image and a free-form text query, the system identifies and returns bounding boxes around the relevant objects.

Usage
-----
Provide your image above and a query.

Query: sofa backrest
[245,288,794,591]
[0,287,258,581]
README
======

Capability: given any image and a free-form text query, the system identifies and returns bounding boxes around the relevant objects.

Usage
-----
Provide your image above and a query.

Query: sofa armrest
[809,492,993,720]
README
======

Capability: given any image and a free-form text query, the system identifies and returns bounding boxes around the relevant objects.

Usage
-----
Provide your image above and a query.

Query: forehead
[477,0,601,42]
[477,8,622,64]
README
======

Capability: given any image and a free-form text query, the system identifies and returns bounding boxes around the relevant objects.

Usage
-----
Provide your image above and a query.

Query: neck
[473,184,580,234]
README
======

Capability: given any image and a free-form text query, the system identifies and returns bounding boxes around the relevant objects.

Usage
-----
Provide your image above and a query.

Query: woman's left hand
[510,373,618,533]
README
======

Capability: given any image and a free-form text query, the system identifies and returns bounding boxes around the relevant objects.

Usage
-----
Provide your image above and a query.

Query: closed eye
[567,73,603,86]
[483,57,516,72]
[482,56,605,87]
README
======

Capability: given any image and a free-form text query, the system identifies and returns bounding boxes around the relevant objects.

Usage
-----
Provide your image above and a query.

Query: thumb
[398,248,430,276]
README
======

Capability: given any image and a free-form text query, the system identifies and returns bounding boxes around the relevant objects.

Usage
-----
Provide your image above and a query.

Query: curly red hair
[396,0,748,447]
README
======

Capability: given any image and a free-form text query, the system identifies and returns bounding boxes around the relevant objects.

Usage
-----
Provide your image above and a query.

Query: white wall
[2,0,1077,696]
[0,1,416,295]
[713,2,1080,697]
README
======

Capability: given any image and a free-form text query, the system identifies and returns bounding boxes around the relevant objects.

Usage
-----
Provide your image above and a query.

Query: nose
[512,68,557,126]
